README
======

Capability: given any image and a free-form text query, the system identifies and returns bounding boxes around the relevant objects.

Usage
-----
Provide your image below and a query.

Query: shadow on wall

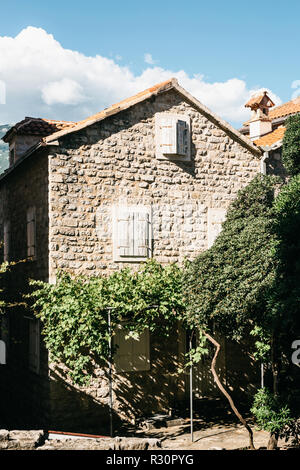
[48,368,122,435]
[48,330,185,435]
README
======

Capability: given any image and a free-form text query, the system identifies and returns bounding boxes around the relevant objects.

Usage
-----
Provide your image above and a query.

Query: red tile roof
[245,91,275,109]
[269,97,300,120]
[44,78,260,155]
[3,117,76,142]
[77,79,175,126]
[2,78,261,161]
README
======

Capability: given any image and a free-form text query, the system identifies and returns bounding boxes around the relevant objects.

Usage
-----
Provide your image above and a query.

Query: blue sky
[0,0,299,126]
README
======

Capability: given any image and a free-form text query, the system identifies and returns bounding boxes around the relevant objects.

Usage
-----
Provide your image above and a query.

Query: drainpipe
[107,308,113,438]
[260,149,269,389]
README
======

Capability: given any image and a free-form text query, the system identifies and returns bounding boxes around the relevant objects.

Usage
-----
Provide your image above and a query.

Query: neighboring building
[241,92,300,177]
[0,78,267,432]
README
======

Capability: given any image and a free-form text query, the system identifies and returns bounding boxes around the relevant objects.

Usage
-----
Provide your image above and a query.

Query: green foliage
[27,259,186,385]
[178,331,209,372]
[282,114,300,176]
[251,388,292,435]
[250,326,271,361]
[266,174,300,339]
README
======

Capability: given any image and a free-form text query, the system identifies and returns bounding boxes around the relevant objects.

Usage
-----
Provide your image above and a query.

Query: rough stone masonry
[0,82,263,432]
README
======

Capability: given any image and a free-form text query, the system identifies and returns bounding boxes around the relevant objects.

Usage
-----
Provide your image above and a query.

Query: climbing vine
[27,259,186,385]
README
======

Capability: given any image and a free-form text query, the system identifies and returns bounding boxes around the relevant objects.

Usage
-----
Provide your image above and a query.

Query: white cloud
[42,78,86,106]
[0,26,282,126]
[144,53,156,65]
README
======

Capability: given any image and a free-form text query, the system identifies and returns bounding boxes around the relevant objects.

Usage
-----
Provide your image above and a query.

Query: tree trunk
[201,330,255,450]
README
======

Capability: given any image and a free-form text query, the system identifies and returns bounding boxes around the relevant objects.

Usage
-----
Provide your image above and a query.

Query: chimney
[245,91,275,140]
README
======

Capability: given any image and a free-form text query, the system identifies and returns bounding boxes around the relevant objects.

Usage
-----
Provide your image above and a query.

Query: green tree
[184,175,281,449]
[184,171,300,449]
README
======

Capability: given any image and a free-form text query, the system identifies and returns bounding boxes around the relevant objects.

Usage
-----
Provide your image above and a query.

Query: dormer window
[155,113,191,161]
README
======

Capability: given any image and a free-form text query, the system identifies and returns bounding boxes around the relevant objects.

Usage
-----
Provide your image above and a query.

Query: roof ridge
[44,78,261,156]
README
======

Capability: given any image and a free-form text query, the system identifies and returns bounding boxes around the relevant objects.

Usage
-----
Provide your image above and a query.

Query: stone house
[0,78,267,432]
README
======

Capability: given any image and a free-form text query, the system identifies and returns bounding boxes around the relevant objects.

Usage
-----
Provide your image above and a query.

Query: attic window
[155,113,191,161]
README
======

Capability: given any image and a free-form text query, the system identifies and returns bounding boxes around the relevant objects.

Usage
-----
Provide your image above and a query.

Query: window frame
[113,205,152,262]
[155,112,191,161]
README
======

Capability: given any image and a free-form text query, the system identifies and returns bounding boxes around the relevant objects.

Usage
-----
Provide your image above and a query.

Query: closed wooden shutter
[155,113,191,160]
[159,115,177,155]
[117,209,134,257]
[114,326,150,372]
[134,211,151,257]
[27,207,36,258]
[114,206,151,261]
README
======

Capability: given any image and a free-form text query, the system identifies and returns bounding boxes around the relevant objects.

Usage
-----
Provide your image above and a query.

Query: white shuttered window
[155,113,191,161]
[27,207,36,258]
[114,326,150,372]
[113,206,152,261]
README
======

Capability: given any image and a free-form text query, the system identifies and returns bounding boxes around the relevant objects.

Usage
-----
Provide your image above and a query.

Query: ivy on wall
[27,259,186,385]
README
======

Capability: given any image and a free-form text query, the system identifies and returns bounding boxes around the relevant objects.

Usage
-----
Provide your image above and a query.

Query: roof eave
[45,79,177,145]
[45,79,262,157]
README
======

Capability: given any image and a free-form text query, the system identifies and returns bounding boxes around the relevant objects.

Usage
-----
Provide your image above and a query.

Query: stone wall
[48,90,261,279]
[45,89,261,430]
[0,429,161,450]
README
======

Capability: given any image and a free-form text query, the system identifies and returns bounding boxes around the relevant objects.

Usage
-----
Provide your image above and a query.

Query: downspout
[260,147,269,389]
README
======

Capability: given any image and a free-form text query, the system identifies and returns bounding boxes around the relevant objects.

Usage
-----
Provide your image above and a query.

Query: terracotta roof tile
[3,117,76,142]
[78,79,174,126]
[254,126,286,147]
[269,97,300,120]
[245,91,275,109]
[245,94,266,108]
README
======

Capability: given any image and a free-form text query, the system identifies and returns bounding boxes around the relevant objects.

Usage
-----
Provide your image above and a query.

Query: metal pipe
[260,150,269,386]
[260,150,269,175]
[261,363,264,388]
[107,308,113,438]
